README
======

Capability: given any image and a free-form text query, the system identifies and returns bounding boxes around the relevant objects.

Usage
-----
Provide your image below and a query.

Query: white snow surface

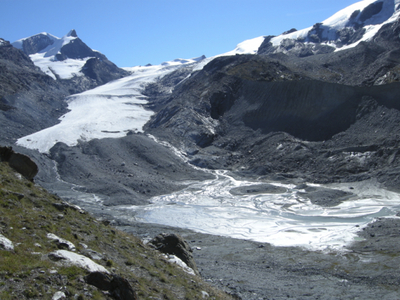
[192,36,266,71]
[224,36,265,56]
[49,250,110,273]
[30,53,89,80]
[17,59,201,153]
[123,56,205,72]
[12,32,88,80]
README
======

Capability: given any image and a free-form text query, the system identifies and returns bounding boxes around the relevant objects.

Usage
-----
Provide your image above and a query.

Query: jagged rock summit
[67,29,78,38]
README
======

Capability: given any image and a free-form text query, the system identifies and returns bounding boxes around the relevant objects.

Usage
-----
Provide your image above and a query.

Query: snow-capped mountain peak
[259,0,400,57]
[12,30,102,80]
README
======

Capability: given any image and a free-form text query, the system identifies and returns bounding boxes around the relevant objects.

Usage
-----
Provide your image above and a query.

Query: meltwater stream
[111,170,400,251]
[48,168,400,252]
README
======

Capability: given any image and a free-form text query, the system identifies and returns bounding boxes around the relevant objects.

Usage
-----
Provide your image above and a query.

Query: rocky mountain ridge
[259,0,400,59]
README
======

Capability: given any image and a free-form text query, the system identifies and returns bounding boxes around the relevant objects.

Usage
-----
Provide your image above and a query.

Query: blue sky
[2,0,358,67]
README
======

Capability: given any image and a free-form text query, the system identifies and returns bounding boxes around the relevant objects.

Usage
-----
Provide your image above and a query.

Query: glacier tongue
[16,61,200,154]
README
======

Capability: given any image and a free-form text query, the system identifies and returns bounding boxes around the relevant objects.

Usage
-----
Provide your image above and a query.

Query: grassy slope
[0,161,233,300]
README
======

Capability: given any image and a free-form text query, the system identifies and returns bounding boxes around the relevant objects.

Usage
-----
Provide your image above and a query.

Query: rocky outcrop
[55,33,102,61]
[0,146,38,181]
[47,233,76,251]
[81,57,129,83]
[146,54,400,147]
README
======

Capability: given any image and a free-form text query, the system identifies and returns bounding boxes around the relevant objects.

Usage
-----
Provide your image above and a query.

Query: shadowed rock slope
[0,39,68,145]
[144,52,400,191]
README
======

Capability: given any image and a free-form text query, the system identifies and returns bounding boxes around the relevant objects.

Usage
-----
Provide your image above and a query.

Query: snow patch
[30,53,89,80]
[193,36,265,72]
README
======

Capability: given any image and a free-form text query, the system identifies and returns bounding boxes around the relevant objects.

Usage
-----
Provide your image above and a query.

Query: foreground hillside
[0,160,232,300]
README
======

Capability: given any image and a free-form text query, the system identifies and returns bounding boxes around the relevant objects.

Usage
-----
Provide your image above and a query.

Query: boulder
[85,272,138,300]
[85,271,113,291]
[0,146,38,181]
[148,233,199,275]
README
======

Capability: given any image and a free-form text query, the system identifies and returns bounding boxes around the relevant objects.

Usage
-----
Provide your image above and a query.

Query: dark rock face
[358,1,384,23]
[18,33,55,55]
[149,233,199,275]
[81,57,129,83]
[0,146,38,181]
[146,53,400,145]
[55,37,104,61]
